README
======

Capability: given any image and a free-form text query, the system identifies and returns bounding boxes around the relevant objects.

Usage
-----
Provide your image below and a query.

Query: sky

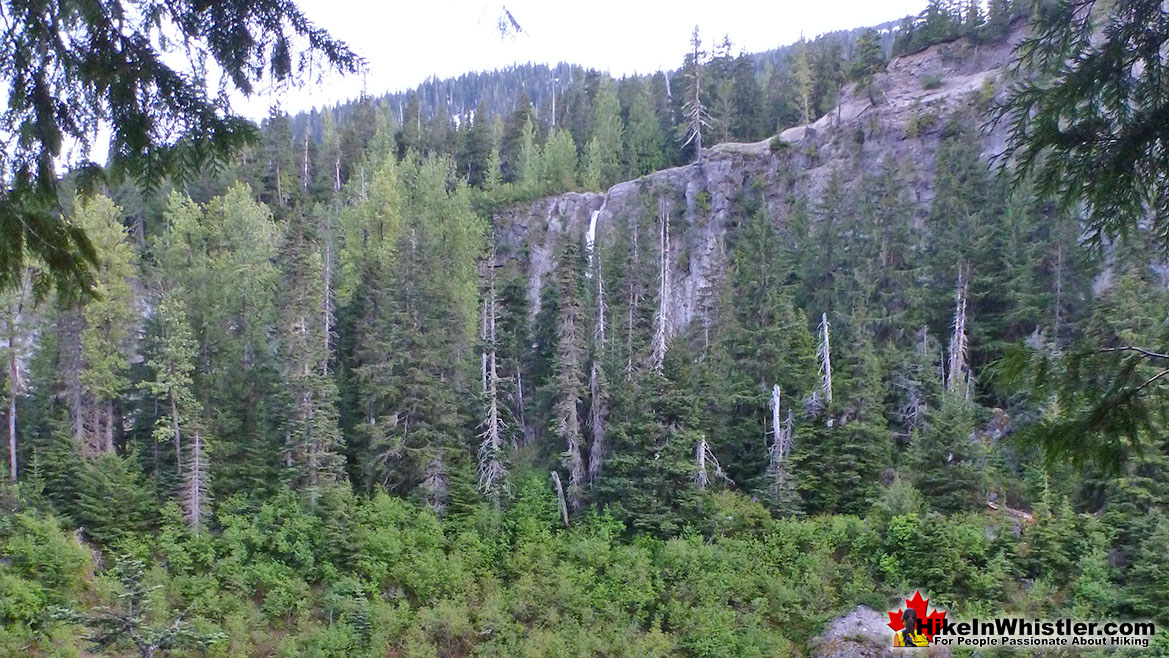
[234,0,929,119]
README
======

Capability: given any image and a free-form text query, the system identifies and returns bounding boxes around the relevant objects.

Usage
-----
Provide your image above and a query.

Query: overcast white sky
[235,0,928,119]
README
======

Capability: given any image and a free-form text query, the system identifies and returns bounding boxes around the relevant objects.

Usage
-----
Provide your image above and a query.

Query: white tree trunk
[478,242,507,506]
[551,470,569,526]
[818,313,833,406]
[183,429,209,532]
[171,393,181,476]
[588,259,607,483]
[947,270,970,396]
[321,238,335,376]
[767,386,792,498]
[694,438,730,489]
[626,213,639,373]
[587,361,606,483]
[5,278,24,481]
[302,134,310,193]
[651,199,671,371]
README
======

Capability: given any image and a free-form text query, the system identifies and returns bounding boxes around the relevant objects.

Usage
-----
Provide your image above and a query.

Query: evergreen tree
[315,110,343,197]
[581,78,622,190]
[395,92,425,159]
[75,196,137,457]
[912,393,983,513]
[549,238,587,511]
[621,78,667,178]
[155,186,283,499]
[465,100,496,188]
[792,38,814,124]
[811,39,845,121]
[278,212,346,505]
[343,157,482,514]
[794,312,893,515]
[679,27,712,162]
[981,0,1013,42]
[261,109,299,210]
[596,351,713,535]
[140,293,208,530]
[848,28,886,101]
[501,93,538,183]
[1129,512,1169,623]
[710,207,816,495]
[729,53,763,141]
[541,129,579,193]
[483,146,503,195]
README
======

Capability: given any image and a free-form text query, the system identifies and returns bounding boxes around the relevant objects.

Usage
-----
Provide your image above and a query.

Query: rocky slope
[493,24,1025,332]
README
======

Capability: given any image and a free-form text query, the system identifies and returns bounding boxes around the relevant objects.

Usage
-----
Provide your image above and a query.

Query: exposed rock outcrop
[493,25,1026,337]
[810,605,953,658]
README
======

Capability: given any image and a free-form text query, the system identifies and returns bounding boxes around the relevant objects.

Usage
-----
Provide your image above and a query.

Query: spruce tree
[541,129,579,193]
[278,212,346,505]
[343,156,482,514]
[792,38,814,124]
[75,196,137,457]
[912,392,983,513]
[549,238,587,511]
[581,78,622,190]
[140,293,209,530]
[848,28,886,102]
[794,312,893,515]
[729,53,763,141]
[596,350,713,535]
[679,26,712,162]
[622,78,667,178]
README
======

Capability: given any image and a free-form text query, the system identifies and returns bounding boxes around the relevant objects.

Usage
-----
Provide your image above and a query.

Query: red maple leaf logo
[887,590,947,642]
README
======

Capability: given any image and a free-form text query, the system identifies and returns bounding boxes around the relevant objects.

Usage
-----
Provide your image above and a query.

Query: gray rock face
[492,25,1026,337]
[810,605,953,658]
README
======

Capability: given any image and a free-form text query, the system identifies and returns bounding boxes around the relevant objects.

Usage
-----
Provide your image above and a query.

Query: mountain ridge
[494,21,1025,333]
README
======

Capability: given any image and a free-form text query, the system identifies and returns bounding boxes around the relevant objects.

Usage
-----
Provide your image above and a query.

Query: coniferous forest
[2,1,1169,656]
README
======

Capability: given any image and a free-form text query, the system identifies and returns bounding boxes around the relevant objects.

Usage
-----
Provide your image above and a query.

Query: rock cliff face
[492,25,1025,335]
[808,605,953,658]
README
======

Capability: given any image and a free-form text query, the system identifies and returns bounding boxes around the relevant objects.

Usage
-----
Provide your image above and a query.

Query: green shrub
[921,73,944,89]
[0,571,46,625]
[905,108,939,138]
[1,512,89,600]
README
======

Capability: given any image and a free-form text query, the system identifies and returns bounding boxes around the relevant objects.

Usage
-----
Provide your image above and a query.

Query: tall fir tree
[278,211,346,505]
[75,196,136,457]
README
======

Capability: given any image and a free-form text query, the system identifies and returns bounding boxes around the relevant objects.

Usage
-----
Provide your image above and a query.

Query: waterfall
[586,209,600,255]
[585,196,607,276]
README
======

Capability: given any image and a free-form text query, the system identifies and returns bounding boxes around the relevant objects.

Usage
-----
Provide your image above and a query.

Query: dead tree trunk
[766,386,792,500]
[321,237,335,377]
[421,453,449,517]
[4,277,26,480]
[651,198,671,371]
[551,471,569,526]
[626,213,640,374]
[6,349,14,481]
[587,259,608,484]
[171,393,181,476]
[694,437,730,489]
[302,134,311,194]
[478,241,507,506]
[947,269,970,397]
[818,313,833,406]
[183,429,209,533]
